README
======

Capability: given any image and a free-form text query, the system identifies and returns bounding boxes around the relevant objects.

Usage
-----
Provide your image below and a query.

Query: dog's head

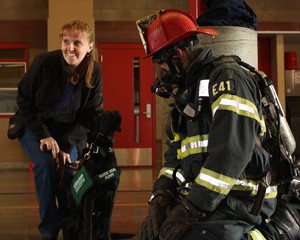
[87,110,122,148]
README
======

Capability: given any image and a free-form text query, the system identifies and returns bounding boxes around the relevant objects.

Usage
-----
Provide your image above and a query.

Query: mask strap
[162,47,186,86]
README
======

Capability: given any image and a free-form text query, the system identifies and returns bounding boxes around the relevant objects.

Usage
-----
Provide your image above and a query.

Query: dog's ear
[90,110,107,133]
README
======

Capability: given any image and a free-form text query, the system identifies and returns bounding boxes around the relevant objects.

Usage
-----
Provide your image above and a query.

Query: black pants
[180,196,279,240]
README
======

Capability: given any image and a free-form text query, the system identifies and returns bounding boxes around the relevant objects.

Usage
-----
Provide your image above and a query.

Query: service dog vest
[71,166,120,205]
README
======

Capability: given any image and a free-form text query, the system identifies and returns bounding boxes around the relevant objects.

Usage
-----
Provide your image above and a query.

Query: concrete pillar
[48,0,94,52]
[198,26,258,68]
[160,26,258,164]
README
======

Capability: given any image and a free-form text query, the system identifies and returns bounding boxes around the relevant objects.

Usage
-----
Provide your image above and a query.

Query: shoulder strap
[211,55,240,67]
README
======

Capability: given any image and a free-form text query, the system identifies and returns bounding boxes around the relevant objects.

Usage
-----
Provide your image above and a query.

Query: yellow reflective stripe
[248,228,266,240]
[195,167,237,195]
[176,149,182,159]
[181,135,209,158]
[196,168,277,199]
[212,94,260,119]
[252,185,278,199]
[257,189,277,199]
[170,124,181,142]
[158,167,187,185]
[168,124,182,159]
[211,94,264,130]
[232,179,278,199]
[182,182,193,196]
[259,117,266,136]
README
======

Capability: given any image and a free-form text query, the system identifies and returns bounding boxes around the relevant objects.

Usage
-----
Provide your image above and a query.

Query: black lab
[62,110,122,240]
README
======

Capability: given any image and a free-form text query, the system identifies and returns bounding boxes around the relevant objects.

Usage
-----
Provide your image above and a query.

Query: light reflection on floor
[0,167,160,240]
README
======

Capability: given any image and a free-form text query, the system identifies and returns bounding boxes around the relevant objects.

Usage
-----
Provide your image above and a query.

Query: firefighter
[136,9,300,240]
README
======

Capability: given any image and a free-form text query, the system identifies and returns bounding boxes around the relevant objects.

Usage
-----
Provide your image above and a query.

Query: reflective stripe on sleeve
[211,94,266,136]
[195,167,237,195]
[248,228,267,240]
[196,168,277,199]
[260,118,266,136]
[232,179,278,199]
[181,134,209,158]
[158,167,187,186]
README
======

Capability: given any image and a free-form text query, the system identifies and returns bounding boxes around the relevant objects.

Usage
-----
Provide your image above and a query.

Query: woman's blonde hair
[60,20,95,88]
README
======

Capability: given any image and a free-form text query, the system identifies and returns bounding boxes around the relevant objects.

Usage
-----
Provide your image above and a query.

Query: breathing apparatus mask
[151,47,184,99]
[150,35,200,99]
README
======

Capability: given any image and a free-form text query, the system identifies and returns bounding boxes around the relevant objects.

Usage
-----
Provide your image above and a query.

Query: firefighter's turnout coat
[153,47,277,237]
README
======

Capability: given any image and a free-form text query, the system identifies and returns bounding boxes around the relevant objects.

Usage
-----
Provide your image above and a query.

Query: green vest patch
[71,166,93,205]
[97,167,119,184]
[71,166,120,205]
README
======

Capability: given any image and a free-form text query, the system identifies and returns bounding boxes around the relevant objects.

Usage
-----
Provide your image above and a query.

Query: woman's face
[61,31,93,67]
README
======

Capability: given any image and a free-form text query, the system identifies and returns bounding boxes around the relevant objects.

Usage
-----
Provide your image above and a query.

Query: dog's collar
[91,145,114,154]
[84,131,114,160]
[87,144,114,158]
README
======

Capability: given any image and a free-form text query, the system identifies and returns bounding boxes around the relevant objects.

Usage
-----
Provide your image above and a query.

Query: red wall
[0,20,47,49]
[258,37,271,79]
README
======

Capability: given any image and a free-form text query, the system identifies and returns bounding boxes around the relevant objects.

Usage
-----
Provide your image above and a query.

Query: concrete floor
[0,166,160,240]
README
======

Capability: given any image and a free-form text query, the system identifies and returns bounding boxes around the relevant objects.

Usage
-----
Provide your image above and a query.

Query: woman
[17,20,103,240]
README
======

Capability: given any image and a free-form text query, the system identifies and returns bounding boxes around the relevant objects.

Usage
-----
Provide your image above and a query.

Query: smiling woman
[61,34,92,67]
[10,20,103,240]
[59,20,95,88]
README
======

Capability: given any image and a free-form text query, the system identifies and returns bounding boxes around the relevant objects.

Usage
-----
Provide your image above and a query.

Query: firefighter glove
[159,198,206,240]
[139,190,174,240]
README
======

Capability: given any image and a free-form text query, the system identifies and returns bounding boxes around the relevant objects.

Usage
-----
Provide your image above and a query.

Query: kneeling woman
[17,20,103,240]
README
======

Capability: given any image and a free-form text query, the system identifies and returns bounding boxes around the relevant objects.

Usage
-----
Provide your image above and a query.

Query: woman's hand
[40,137,59,159]
[57,150,71,166]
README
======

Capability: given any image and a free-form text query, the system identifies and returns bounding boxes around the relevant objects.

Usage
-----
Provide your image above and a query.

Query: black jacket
[17,50,103,154]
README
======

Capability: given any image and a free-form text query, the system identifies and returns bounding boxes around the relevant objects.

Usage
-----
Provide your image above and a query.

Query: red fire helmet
[136,9,218,57]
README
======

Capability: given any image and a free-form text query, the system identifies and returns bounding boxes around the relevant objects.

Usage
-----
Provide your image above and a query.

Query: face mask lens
[161,69,173,84]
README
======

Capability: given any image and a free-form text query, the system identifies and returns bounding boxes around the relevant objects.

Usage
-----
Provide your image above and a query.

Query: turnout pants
[180,196,280,240]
